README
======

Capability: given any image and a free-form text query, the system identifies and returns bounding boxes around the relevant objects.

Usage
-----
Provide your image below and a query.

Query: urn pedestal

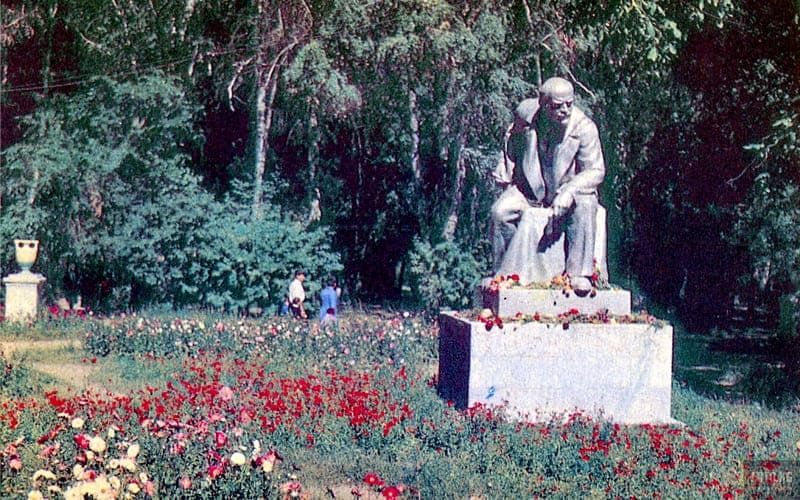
[4,239,46,322]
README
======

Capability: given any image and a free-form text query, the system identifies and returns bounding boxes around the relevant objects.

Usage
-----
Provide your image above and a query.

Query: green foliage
[0,72,210,309]
[189,180,342,314]
[0,352,47,399]
[732,179,800,296]
[0,74,342,312]
[407,238,481,313]
[3,0,794,336]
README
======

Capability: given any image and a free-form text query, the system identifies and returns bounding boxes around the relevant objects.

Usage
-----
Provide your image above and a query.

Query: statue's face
[540,77,575,127]
[544,95,573,126]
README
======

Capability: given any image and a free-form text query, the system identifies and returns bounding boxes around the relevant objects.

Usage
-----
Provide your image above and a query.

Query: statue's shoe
[572,276,592,297]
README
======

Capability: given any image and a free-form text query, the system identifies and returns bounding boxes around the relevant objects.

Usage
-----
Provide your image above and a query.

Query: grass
[2,310,800,499]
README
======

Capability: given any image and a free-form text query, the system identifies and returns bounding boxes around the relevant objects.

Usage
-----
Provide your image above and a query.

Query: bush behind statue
[408,238,482,313]
[190,181,342,313]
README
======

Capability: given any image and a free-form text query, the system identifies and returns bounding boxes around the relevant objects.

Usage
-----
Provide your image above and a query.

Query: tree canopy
[1,0,798,328]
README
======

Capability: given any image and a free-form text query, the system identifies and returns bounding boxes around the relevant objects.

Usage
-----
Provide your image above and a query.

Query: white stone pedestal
[481,287,632,317]
[438,312,676,424]
[3,271,47,322]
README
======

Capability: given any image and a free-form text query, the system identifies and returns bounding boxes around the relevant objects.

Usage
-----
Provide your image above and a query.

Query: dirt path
[1,339,100,393]
[0,339,82,357]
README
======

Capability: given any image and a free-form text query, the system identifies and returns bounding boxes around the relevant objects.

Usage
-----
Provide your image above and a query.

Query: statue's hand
[551,191,574,218]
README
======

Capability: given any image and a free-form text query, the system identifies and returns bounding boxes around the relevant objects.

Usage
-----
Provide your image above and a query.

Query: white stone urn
[14,239,39,272]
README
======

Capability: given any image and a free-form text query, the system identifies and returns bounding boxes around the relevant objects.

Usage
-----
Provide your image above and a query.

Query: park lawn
[1,311,800,499]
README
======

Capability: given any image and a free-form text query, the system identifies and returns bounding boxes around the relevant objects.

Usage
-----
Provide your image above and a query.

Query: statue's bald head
[540,77,575,126]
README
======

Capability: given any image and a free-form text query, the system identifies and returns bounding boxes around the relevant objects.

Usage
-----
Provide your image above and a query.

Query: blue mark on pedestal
[487,386,495,399]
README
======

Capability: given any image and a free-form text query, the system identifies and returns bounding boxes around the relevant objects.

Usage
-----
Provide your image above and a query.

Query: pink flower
[219,386,234,401]
[208,464,224,480]
[179,477,192,490]
[8,456,22,471]
[214,431,227,448]
[279,481,303,495]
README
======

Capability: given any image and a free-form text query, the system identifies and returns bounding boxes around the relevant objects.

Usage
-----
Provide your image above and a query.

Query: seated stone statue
[490,77,607,295]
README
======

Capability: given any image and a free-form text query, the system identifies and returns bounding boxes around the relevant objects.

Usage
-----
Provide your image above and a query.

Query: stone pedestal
[438,312,676,424]
[482,287,632,317]
[3,271,47,322]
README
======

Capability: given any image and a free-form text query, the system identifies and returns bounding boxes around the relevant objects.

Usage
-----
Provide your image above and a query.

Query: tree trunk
[251,68,279,220]
[307,108,319,182]
[441,138,465,241]
[409,90,421,182]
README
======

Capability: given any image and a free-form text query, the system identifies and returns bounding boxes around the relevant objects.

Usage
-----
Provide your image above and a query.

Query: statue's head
[539,77,574,127]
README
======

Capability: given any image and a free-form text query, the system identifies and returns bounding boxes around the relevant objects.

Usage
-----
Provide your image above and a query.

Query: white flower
[231,452,247,466]
[127,483,141,494]
[72,464,85,479]
[109,475,122,491]
[89,436,107,454]
[27,491,44,500]
[126,444,140,458]
[70,417,85,429]
[32,469,57,482]
[118,458,137,472]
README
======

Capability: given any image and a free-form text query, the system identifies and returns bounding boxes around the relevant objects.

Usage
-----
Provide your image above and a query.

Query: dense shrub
[407,238,481,313]
[187,182,343,314]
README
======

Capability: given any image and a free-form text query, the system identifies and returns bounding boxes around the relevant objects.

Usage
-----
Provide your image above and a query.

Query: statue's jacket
[494,105,605,207]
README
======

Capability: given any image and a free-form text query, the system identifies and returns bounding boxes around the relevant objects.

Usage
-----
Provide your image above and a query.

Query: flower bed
[2,313,800,498]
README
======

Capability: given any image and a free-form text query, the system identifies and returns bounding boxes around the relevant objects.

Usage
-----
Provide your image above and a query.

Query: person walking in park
[319,275,339,325]
[288,270,308,319]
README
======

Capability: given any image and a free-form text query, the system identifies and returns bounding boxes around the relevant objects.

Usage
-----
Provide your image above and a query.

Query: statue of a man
[491,77,606,295]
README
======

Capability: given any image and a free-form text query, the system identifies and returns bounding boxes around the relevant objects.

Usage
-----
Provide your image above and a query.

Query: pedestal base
[3,271,46,322]
[438,312,676,424]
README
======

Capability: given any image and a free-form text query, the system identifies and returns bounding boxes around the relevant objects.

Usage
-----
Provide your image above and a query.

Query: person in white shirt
[288,270,308,319]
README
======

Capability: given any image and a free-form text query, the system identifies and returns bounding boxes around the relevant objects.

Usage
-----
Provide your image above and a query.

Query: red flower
[510,274,520,281]
[74,433,90,449]
[484,320,494,331]
[364,472,384,487]
[382,485,401,498]
[214,430,227,448]
[208,464,224,480]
